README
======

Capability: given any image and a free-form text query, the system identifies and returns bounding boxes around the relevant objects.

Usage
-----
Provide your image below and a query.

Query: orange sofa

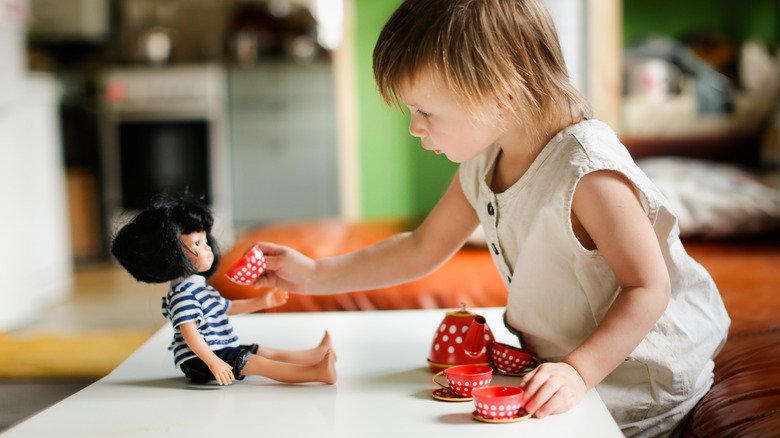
[210,219,780,437]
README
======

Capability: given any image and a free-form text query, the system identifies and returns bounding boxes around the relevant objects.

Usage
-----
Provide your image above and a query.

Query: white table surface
[3,308,622,437]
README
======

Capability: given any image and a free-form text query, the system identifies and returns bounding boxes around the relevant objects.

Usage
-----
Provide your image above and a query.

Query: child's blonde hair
[373,0,591,137]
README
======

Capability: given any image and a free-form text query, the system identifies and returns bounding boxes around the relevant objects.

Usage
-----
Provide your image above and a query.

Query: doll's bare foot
[317,349,337,384]
[317,331,336,360]
[311,330,338,361]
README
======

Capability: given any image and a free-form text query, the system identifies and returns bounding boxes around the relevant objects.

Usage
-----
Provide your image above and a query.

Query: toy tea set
[428,303,540,423]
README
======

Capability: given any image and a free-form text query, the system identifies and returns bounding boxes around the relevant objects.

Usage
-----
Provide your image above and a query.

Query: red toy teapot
[427,303,495,372]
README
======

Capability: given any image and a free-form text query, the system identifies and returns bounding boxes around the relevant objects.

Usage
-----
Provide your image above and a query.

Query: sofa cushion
[637,157,780,239]
[683,318,780,438]
[684,239,780,326]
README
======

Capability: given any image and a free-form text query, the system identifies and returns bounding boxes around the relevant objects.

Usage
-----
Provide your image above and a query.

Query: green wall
[624,0,778,47]
[354,0,457,220]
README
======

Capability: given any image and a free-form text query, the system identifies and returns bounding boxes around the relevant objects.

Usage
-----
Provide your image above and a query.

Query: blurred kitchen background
[1,0,779,331]
[2,0,350,333]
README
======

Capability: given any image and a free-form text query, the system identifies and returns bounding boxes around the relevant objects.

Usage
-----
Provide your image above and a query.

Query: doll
[111,193,336,385]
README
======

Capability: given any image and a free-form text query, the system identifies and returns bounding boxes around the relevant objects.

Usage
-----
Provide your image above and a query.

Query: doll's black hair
[111,193,221,283]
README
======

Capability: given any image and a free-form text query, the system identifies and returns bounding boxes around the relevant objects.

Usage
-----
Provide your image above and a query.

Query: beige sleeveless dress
[459,120,730,437]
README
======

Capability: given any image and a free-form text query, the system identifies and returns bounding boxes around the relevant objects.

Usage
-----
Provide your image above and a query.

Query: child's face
[180,231,214,274]
[397,69,504,163]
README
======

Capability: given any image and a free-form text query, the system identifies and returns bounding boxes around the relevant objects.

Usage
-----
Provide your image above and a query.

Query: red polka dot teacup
[472,386,525,420]
[225,244,266,285]
[432,365,493,398]
[491,342,535,375]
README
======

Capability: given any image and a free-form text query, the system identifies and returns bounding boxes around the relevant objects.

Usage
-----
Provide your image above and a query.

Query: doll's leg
[255,331,334,365]
[242,349,337,384]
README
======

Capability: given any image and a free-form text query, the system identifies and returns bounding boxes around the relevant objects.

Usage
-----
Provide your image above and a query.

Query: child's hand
[519,361,586,418]
[207,359,234,386]
[251,242,318,293]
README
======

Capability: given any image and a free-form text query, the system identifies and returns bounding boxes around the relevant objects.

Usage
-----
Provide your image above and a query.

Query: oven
[99,64,234,248]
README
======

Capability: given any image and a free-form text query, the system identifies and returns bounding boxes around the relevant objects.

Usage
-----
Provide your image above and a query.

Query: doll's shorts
[180,344,259,382]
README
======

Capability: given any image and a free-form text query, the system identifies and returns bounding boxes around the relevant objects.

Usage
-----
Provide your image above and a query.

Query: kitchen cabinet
[228,62,340,227]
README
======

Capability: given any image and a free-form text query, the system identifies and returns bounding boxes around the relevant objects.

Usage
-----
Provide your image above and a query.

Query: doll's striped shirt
[161,274,240,368]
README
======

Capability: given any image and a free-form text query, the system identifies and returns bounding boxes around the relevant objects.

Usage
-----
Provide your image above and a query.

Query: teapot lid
[446,302,476,318]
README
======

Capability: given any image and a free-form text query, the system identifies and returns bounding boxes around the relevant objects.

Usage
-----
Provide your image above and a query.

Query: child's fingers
[524,381,558,417]
[253,272,277,289]
[519,366,553,415]
[518,366,539,388]
[531,396,557,418]
[253,242,287,261]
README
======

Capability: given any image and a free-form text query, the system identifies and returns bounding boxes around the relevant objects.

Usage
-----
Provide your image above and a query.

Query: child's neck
[490,120,569,193]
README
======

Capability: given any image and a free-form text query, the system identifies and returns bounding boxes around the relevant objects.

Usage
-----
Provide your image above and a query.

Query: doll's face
[180,231,214,274]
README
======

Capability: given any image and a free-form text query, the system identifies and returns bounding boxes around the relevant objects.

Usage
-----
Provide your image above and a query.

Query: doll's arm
[179,322,234,385]
[226,289,289,315]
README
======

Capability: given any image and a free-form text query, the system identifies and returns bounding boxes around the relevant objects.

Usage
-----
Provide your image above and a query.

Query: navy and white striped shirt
[161,275,240,368]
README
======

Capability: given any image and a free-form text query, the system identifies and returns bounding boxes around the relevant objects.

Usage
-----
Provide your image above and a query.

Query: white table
[2,308,622,437]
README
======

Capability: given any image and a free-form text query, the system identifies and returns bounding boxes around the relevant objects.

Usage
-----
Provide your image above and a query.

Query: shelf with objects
[616,0,780,168]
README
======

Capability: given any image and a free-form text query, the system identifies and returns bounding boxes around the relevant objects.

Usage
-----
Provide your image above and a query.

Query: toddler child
[250,1,728,435]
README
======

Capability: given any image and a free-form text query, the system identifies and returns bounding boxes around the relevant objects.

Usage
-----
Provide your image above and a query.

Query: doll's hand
[251,242,318,293]
[207,359,235,386]
[519,361,586,418]
[260,289,289,308]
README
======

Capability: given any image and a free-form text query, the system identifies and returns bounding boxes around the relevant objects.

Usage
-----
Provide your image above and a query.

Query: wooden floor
[14,261,165,336]
[0,379,94,432]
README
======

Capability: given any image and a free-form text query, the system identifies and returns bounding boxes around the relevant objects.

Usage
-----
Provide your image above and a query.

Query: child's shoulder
[557,119,617,147]
[553,120,630,164]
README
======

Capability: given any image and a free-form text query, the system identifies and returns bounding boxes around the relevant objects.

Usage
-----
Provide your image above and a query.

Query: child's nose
[409,117,426,138]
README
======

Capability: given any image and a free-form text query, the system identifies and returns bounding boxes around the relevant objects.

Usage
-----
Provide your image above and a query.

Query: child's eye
[416,109,431,118]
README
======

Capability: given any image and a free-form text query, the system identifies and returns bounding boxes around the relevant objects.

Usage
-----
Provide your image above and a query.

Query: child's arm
[226,289,289,315]
[253,170,479,295]
[179,321,235,385]
[520,170,671,418]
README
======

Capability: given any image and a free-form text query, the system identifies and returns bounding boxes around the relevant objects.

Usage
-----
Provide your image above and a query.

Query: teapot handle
[432,371,449,390]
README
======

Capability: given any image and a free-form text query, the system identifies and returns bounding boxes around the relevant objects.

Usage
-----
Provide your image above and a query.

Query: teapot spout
[464,315,487,357]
